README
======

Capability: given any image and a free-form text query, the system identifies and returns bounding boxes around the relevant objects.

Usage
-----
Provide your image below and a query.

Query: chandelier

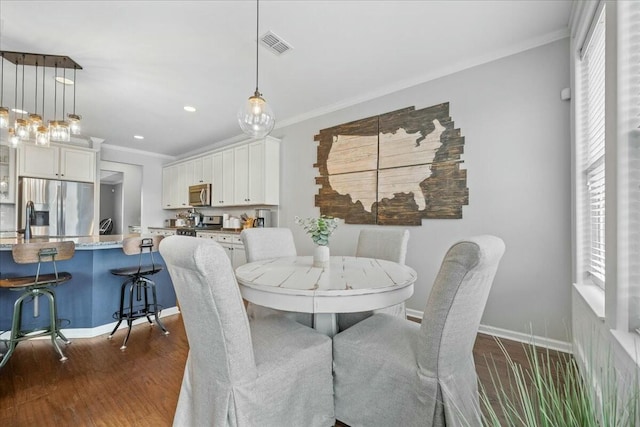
[0,51,83,148]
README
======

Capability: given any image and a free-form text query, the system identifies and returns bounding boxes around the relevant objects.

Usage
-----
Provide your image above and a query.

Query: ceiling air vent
[260,31,292,55]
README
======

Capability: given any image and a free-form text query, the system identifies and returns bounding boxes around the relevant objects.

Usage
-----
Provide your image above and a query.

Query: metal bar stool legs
[108,275,169,350]
[0,287,69,368]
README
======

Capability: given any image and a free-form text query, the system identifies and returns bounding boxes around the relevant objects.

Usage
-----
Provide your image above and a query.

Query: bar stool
[108,235,169,350]
[0,241,75,368]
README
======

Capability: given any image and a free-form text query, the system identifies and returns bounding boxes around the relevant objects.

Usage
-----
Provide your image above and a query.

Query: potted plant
[295,215,339,268]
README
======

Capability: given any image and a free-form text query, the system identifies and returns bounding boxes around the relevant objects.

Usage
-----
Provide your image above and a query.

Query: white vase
[313,245,330,268]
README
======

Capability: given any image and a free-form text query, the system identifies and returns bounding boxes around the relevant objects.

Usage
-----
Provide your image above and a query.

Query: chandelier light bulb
[0,107,8,129]
[29,113,43,135]
[15,118,29,140]
[8,128,20,148]
[68,113,81,135]
[36,125,50,146]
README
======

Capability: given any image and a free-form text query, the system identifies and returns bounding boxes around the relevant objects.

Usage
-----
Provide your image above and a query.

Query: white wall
[271,38,572,342]
[100,145,174,232]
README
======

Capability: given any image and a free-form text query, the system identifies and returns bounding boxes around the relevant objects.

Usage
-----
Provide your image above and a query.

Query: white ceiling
[0,0,573,158]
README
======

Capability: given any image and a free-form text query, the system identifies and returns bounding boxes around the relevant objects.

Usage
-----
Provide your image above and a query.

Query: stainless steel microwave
[188,183,211,207]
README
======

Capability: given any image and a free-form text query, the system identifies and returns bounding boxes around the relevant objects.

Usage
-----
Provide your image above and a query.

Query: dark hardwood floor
[0,314,565,426]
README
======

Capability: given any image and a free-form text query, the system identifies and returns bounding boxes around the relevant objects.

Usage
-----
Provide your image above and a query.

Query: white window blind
[580,6,606,287]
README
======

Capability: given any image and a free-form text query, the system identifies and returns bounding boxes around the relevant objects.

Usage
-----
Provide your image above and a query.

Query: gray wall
[272,38,572,341]
[99,183,116,230]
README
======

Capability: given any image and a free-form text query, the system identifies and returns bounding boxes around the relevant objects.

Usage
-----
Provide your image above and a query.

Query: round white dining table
[235,255,417,337]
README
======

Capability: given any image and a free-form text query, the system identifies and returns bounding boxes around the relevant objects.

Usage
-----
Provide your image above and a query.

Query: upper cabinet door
[19,144,60,179]
[212,152,225,206]
[59,147,96,182]
[233,144,249,205]
[19,144,96,183]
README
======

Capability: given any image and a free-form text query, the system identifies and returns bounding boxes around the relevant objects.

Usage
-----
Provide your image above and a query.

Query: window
[579,5,606,288]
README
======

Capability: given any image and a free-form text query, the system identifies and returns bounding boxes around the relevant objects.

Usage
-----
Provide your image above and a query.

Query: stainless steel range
[175,215,223,237]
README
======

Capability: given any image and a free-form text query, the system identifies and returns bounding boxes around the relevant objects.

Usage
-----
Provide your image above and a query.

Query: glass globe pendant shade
[35,125,50,147]
[0,107,8,129]
[237,91,275,138]
[15,118,29,140]
[68,113,81,135]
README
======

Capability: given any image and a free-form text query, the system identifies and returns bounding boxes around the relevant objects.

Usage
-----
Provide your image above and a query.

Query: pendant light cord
[42,56,46,117]
[53,63,58,120]
[34,62,38,114]
[73,67,77,114]
[1,53,4,106]
[20,54,25,118]
[255,0,259,94]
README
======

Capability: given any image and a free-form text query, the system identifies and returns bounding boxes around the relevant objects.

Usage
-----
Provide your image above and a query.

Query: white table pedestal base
[313,313,337,337]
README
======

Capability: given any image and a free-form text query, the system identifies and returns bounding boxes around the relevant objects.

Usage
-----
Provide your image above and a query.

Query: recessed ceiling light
[184,106,196,112]
[134,135,144,140]
[11,108,28,114]
[55,77,74,85]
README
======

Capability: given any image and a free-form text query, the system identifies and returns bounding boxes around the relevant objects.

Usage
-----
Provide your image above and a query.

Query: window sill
[573,282,605,321]
[610,330,640,368]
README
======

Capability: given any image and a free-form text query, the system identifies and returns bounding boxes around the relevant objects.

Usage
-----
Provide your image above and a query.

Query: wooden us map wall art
[314,103,468,225]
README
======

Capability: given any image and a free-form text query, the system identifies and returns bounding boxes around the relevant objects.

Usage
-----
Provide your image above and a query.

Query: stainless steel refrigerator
[18,177,95,237]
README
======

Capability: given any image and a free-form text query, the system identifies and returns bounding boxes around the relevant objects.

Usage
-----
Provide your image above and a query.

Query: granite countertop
[148,226,242,234]
[0,234,139,250]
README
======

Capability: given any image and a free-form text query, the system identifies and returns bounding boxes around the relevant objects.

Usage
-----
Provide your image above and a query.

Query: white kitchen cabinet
[201,154,214,185]
[212,150,234,206]
[161,136,279,209]
[195,232,246,269]
[18,144,96,183]
[171,162,189,208]
[233,144,249,204]
[233,137,279,206]
[0,144,16,204]
[162,166,173,208]
[161,163,190,209]
[148,228,176,237]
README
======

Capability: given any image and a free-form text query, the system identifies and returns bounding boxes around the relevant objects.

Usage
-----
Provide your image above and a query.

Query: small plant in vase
[295,215,339,268]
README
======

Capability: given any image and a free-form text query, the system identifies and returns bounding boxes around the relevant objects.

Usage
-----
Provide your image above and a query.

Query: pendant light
[8,60,19,147]
[0,53,8,128]
[237,0,275,138]
[28,60,43,136]
[15,56,29,140]
[36,56,50,147]
[68,65,81,135]
[49,62,68,142]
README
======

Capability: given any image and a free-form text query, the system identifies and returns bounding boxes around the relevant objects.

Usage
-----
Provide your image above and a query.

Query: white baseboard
[59,306,181,339]
[405,308,573,354]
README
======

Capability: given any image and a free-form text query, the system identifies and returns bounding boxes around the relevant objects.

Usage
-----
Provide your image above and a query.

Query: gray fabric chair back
[356,228,409,264]
[240,227,297,262]
[159,235,257,385]
[419,235,505,375]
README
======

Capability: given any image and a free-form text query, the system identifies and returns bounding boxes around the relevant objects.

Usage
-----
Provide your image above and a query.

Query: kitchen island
[0,234,178,338]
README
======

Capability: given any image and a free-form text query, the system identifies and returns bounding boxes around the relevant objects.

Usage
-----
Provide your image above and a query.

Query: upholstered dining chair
[159,235,334,427]
[333,235,505,427]
[337,228,410,331]
[240,227,313,327]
